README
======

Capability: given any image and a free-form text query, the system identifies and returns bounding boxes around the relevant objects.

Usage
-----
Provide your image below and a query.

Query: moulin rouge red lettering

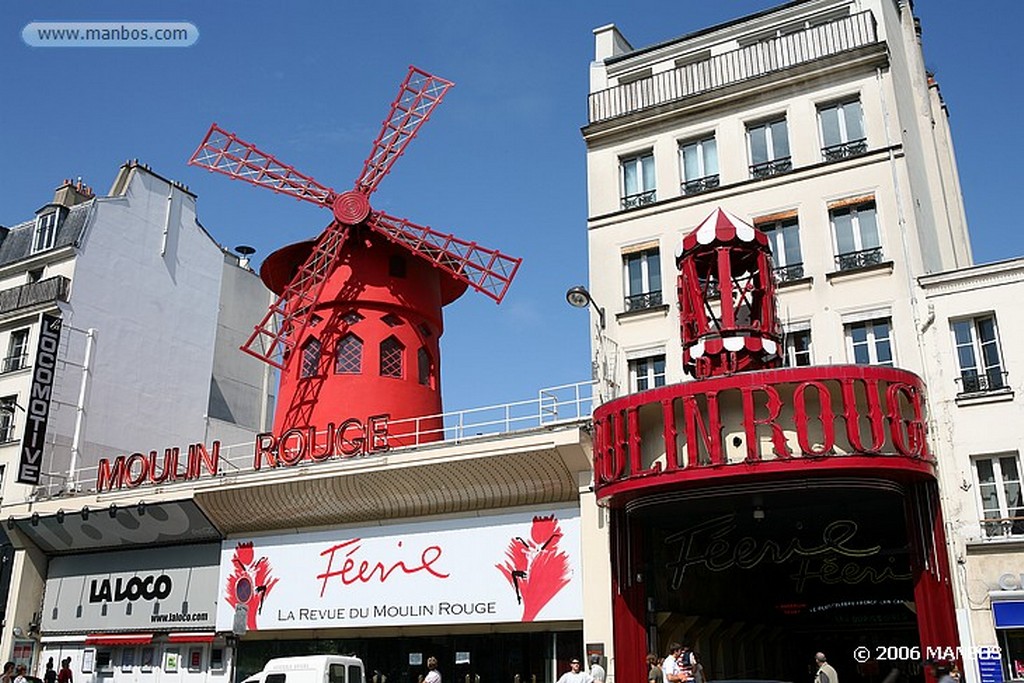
[316,538,450,597]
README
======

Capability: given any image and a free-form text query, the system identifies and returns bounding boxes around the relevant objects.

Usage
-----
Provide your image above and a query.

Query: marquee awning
[167,633,215,644]
[85,633,153,646]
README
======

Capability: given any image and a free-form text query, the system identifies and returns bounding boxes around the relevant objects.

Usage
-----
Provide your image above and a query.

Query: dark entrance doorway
[635,481,922,683]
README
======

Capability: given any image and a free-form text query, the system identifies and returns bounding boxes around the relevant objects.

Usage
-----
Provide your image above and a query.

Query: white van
[242,655,365,683]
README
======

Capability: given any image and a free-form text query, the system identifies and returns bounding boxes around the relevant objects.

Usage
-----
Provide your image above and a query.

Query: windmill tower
[190,67,521,444]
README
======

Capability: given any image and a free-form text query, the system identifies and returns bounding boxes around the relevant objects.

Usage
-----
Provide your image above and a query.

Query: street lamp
[565,285,605,329]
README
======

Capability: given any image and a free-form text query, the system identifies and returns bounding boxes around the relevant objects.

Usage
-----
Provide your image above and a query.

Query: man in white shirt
[556,658,592,683]
[663,643,684,683]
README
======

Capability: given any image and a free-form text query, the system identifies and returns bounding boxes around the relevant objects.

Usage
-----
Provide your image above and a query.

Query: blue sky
[2,1,1021,414]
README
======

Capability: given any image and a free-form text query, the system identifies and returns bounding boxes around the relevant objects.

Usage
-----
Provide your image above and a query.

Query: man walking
[815,653,838,683]
[589,656,606,683]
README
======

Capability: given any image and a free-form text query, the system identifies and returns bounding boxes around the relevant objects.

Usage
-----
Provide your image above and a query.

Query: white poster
[217,508,581,631]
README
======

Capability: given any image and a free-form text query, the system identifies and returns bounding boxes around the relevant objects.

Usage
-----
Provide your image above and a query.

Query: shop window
[845,318,893,367]
[335,334,363,374]
[621,151,656,209]
[300,338,322,378]
[975,454,1024,538]
[629,355,666,392]
[952,315,1006,395]
[623,247,662,312]
[210,649,225,672]
[380,336,404,378]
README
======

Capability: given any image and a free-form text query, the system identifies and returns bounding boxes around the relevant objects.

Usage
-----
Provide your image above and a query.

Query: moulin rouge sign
[95,414,390,491]
[594,366,932,498]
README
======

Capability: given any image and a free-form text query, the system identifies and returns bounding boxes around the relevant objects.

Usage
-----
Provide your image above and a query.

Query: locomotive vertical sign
[17,313,63,485]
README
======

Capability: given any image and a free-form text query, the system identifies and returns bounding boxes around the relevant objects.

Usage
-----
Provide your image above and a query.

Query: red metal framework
[189,66,521,369]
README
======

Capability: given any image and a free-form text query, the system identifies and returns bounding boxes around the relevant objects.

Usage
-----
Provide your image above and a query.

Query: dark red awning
[85,633,153,646]
[167,633,215,644]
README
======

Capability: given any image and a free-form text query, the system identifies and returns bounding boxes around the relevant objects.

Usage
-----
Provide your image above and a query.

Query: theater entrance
[633,481,925,683]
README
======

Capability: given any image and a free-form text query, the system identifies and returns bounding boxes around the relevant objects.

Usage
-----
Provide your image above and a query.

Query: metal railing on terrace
[588,11,878,124]
[54,380,596,494]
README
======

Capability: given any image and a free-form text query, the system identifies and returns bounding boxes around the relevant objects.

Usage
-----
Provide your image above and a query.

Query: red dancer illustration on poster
[496,515,572,622]
[225,541,279,630]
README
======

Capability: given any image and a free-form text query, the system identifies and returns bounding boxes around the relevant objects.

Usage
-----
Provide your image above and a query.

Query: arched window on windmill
[300,337,322,379]
[418,347,433,387]
[335,333,363,374]
[380,336,404,379]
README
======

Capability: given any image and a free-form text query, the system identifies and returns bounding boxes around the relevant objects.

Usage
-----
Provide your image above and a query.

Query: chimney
[52,178,95,208]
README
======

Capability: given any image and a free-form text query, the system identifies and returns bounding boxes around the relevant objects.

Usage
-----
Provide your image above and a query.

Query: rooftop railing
[588,11,878,124]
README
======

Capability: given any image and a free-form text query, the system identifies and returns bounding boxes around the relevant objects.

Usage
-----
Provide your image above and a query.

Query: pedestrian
[57,660,72,683]
[43,659,56,683]
[814,653,838,683]
[690,651,705,683]
[647,653,663,683]
[663,643,684,683]
[556,658,591,683]
[1,662,15,683]
[423,657,440,683]
[932,661,955,683]
[14,665,27,683]
[589,656,606,683]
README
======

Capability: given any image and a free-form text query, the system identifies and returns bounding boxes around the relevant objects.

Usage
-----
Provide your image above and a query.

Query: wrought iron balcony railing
[0,424,13,443]
[621,190,657,210]
[981,516,1024,539]
[0,354,28,374]
[750,157,792,179]
[0,276,71,317]
[834,247,883,272]
[588,11,878,124]
[681,175,720,196]
[823,138,868,161]
[624,290,664,312]
[774,263,805,283]
[956,370,1008,396]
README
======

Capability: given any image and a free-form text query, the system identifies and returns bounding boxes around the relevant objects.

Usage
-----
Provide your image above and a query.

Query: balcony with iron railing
[750,157,793,179]
[0,276,71,317]
[681,175,720,196]
[980,516,1024,540]
[0,353,28,374]
[823,138,868,162]
[834,246,883,272]
[956,369,1009,396]
[588,11,879,124]
[774,263,805,283]
[624,290,664,313]
[622,189,657,210]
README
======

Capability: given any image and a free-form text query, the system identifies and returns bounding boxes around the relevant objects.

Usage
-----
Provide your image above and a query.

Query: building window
[976,454,1024,538]
[819,98,866,161]
[33,212,58,253]
[0,396,17,442]
[760,218,804,282]
[747,118,791,178]
[846,318,893,367]
[784,329,812,367]
[831,200,882,271]
[629,355,666,392]
[621,152,656,209]
[417,347,432,387]
[679,135,719,195]
[341,311,363,326]
[953,315,1005,394]
[380,336,404,379]
[623,247,662,312]
[335,334,363,374]
[3,329,30,374]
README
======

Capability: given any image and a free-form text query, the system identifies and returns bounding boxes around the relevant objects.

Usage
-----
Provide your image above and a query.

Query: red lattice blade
[367,211,521,303]
[240,221,352,368]
[190,124,338,207]
[356,67,454,196]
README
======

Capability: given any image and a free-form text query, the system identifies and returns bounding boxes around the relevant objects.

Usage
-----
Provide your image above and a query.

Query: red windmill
[190,67,521,443]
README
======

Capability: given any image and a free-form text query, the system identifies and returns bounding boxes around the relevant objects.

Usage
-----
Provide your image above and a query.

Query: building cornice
[918,257,1024,296]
